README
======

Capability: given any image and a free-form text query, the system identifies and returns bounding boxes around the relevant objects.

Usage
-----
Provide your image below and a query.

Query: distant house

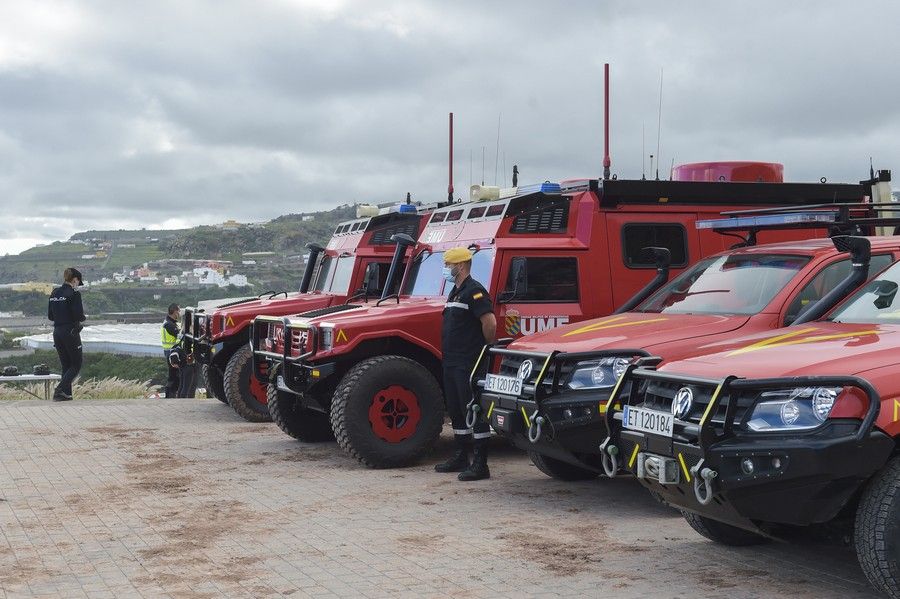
[302,215,314,222]
[218,220,241,230]
[81,254,95,260]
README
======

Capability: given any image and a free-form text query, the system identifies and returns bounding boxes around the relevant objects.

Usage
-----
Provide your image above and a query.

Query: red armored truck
[182,206,428,421]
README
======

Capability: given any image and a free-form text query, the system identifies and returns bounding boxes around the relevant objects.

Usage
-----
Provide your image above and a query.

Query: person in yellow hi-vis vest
[161,303,180,398]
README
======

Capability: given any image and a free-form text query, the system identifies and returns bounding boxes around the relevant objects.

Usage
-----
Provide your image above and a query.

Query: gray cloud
[2,0,900,256]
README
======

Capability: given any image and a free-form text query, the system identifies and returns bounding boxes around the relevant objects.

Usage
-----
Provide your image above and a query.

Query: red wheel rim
[368,385,421,443]
[251,363,268,405]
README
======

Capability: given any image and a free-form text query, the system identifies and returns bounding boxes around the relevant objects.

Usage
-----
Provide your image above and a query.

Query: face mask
[442,266,456,283]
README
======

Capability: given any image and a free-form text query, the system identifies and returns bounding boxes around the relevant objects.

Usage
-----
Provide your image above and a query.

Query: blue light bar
[696,211,838,230]
[516,182,562,195]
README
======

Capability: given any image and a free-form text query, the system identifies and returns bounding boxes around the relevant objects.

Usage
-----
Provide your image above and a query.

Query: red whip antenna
[448,112,454,204]
[603,63,611,180]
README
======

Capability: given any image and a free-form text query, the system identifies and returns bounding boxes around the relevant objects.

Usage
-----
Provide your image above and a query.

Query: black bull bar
[468,340,649,442]
[250,316,319,385]
[599,361,882,481]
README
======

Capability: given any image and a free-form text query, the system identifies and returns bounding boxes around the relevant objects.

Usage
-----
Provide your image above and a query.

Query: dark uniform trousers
[443,364,490,446]
[53,325,82,396]
[442,274,494,448]
[163,351,180,398]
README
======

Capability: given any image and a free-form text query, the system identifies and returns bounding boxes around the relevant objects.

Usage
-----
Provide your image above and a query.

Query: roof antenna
[603,63,611,180]
[656,67,663,181]
[512,164,519,187]
[469,149,473,192]
[641,121,646,180]
[870,156,875,180]
[481,146,485,186]
[670,157,675,181]
[406,192,411,205]
[448,112,454,205]
[494,113,501,185]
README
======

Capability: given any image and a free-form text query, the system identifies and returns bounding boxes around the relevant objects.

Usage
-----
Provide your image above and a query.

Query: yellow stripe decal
[521,407,531,427]
[727,327,881,356]
[699,382,725,428]
[678,453,692,482]
[562,316,668,338]
[628,443,640,469]
[535,354,554,386]
[486,402,495,419]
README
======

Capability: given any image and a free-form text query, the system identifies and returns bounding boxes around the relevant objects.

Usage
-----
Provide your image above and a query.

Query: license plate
[484,374,523,396]
[622,405,674,438]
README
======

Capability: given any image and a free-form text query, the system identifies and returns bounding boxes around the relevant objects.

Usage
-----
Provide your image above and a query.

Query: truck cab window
[502,257,578,302]
[623,224,688,268]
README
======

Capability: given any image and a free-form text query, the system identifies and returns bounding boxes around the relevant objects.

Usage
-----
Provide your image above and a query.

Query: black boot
[434,439,470,473]
[458,443,490,481]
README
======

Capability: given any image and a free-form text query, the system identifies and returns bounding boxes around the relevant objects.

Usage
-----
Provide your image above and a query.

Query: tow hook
[599,438,619,477]
[692,460,718,505]
[527,411,544,443]
[465,400,481,429]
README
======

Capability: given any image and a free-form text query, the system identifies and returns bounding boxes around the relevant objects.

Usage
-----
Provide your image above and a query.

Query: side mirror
[500,257,528,303]
[872,279,898,309]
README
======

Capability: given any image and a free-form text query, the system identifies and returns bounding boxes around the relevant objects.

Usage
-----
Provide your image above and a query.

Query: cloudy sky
[2,1,899,255]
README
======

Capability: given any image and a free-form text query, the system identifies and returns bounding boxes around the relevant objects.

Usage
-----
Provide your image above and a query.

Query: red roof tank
[672,161,784,183]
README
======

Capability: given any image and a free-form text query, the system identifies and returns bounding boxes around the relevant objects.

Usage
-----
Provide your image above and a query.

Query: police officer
[434,247,497,481]
[47,267,85,401]
[162,304,181,398]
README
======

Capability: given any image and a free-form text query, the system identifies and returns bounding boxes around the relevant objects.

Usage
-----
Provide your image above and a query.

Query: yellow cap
[444,247,473,264]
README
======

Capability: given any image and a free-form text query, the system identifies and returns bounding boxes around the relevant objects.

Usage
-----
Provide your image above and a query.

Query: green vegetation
[0,349,167,386]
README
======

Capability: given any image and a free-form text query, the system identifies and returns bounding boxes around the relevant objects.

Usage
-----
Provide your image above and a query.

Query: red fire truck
[250,163,870,468]
[182,207,428,421]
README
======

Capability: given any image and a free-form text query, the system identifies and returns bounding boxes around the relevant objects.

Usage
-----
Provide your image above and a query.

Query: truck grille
[496,354,575,396]
[636,379,756,435]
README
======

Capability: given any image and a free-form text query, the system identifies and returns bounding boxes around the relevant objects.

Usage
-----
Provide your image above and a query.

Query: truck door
[493,253,585,340]
[605,213,697,309]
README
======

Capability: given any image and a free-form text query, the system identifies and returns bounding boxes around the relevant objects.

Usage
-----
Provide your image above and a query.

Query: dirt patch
[497,524,651,575]
[397,533,446,548]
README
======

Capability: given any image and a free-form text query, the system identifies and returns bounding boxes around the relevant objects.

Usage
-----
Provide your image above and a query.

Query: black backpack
[1,366,19,377]
[33,364,51,376]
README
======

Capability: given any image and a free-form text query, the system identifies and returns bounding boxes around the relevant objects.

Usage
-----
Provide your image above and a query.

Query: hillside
[0,205,357,285]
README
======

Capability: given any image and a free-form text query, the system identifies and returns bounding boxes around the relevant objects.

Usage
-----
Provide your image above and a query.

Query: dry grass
[0,377,153,400]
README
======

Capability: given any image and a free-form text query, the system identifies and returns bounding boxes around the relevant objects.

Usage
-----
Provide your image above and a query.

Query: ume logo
[506,314,570,336]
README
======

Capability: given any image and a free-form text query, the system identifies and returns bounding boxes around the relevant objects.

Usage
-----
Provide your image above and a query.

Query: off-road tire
[223,345,271,422]
[855,456,900,598]
[203,364,228,404]
[268,383,334,442]
[528,451,599,481]
[331,355,443,469]
[681,510,768,546]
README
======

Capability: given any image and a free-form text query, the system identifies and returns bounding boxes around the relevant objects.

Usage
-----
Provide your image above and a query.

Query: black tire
[528,451,599,481]
[203,364,228,404]
[331,355,443,469]
[223,345,271,423]
[268,383,334,442]
[681,510,768,546]
[855,455,900,598]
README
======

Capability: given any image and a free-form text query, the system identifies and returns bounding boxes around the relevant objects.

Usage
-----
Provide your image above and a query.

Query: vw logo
[517,359,534,382]
[671,387,694,420]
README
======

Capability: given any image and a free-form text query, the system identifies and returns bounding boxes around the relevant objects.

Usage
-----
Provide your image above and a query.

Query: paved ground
[0,398,884,598]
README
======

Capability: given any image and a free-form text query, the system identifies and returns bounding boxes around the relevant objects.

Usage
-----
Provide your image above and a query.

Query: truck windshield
[829,260,900,324]
[402,249,494,297]
[637,254,811,316]
[328,256,355,294]
[312,256,336,292]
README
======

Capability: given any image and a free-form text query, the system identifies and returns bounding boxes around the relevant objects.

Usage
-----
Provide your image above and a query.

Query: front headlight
[320,327,334,351]
[744,386,840,432]
[567,357,630,390]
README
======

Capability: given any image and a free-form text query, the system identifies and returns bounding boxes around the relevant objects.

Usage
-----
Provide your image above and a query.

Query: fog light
[771,457,782,470]
[740,458,755,475]
[584,407,591,416]
[563,409,574,419]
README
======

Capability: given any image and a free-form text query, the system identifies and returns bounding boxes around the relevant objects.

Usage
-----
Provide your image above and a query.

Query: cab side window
[502,257,578,302]
[622,224,688,268]
[784,254,894,324]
